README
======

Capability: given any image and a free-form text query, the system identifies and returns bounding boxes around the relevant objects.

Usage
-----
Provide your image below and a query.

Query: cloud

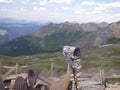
[0,0,120,23]
[106,1,120,8]
[39,0,73,5]
[81,1,120,11]
[33,7,46,11]
[21,0,29,4]
[95,1,120,11]
[0,0,13,3]
[58,2,120,23]
[0,6,8,11]
[19,8,27,12]
[81,1,100,6]
[62,7,73,11]
[39,0,49,5]
[49,0,73,4]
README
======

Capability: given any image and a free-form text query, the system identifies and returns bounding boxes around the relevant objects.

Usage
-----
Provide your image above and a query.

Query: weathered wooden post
[0,62,1,69]
[16,63,18,75]
[51,62,54,79]
[67,63,71,74]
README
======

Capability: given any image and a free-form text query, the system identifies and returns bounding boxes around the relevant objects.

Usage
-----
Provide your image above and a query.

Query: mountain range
[0,18,48,44]
[0,21,120,56]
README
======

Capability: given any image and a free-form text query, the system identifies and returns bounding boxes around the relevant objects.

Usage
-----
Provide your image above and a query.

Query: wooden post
[102,68,105,80]
[0,62,1,68]
[100,67,102,85]
[16,63,18,75]
[101,68,105,86]
[51,62,53,79]
[67,63,70,74]
[3,63,19,81]
[100,67,105,85]
[10,79,15,89]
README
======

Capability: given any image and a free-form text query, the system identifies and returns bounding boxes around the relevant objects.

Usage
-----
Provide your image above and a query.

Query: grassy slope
[0,53,69,76]
[0,31,90,56]
[0,45,120,77]
[82,45,120,68]
[107,37,120,44]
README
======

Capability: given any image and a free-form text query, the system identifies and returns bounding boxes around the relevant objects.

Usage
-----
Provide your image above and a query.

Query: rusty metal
[63,46,81,59]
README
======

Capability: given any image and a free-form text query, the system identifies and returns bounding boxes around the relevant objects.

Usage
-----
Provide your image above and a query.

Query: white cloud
[115,13,120,17]
[107,1,120,8]
[33,7,46,11]
[81,1,120,11]
[39,0,73,5]
[0,0,13,3]
[21,0,29,4]
[95,1,120,11]
[81,1,100,6]
[0,6,119,23]
[112,13,120,21]
[95,5,106,11]
[19,8,27,12]
[0,6,8,11]
[49,0,73,4]
[62,7,74,11]
[39,0,49,5]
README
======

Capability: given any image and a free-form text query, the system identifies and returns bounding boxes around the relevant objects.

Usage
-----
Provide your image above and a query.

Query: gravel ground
[81,85,105,90]
[105,84,120,90]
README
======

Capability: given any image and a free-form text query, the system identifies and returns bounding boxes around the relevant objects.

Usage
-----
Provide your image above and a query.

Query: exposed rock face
[31,22,105,38]
[108,21,120,38]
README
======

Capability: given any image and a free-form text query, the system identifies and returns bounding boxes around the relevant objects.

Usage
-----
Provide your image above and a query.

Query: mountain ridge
[0,21,120,56]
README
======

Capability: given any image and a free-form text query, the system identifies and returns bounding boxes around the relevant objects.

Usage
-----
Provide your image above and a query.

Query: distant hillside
[0,21,120,56]
[0,18,48,44]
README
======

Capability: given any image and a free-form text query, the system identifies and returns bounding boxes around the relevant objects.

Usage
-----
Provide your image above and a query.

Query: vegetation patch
[107,37,120,44]
[106,78,120,84]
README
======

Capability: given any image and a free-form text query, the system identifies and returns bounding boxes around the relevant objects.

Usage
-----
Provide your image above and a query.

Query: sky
[0,0,120,23]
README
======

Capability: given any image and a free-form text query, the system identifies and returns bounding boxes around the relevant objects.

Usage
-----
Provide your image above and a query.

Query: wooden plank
[49,73,70,90]
[3,63,18,81]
